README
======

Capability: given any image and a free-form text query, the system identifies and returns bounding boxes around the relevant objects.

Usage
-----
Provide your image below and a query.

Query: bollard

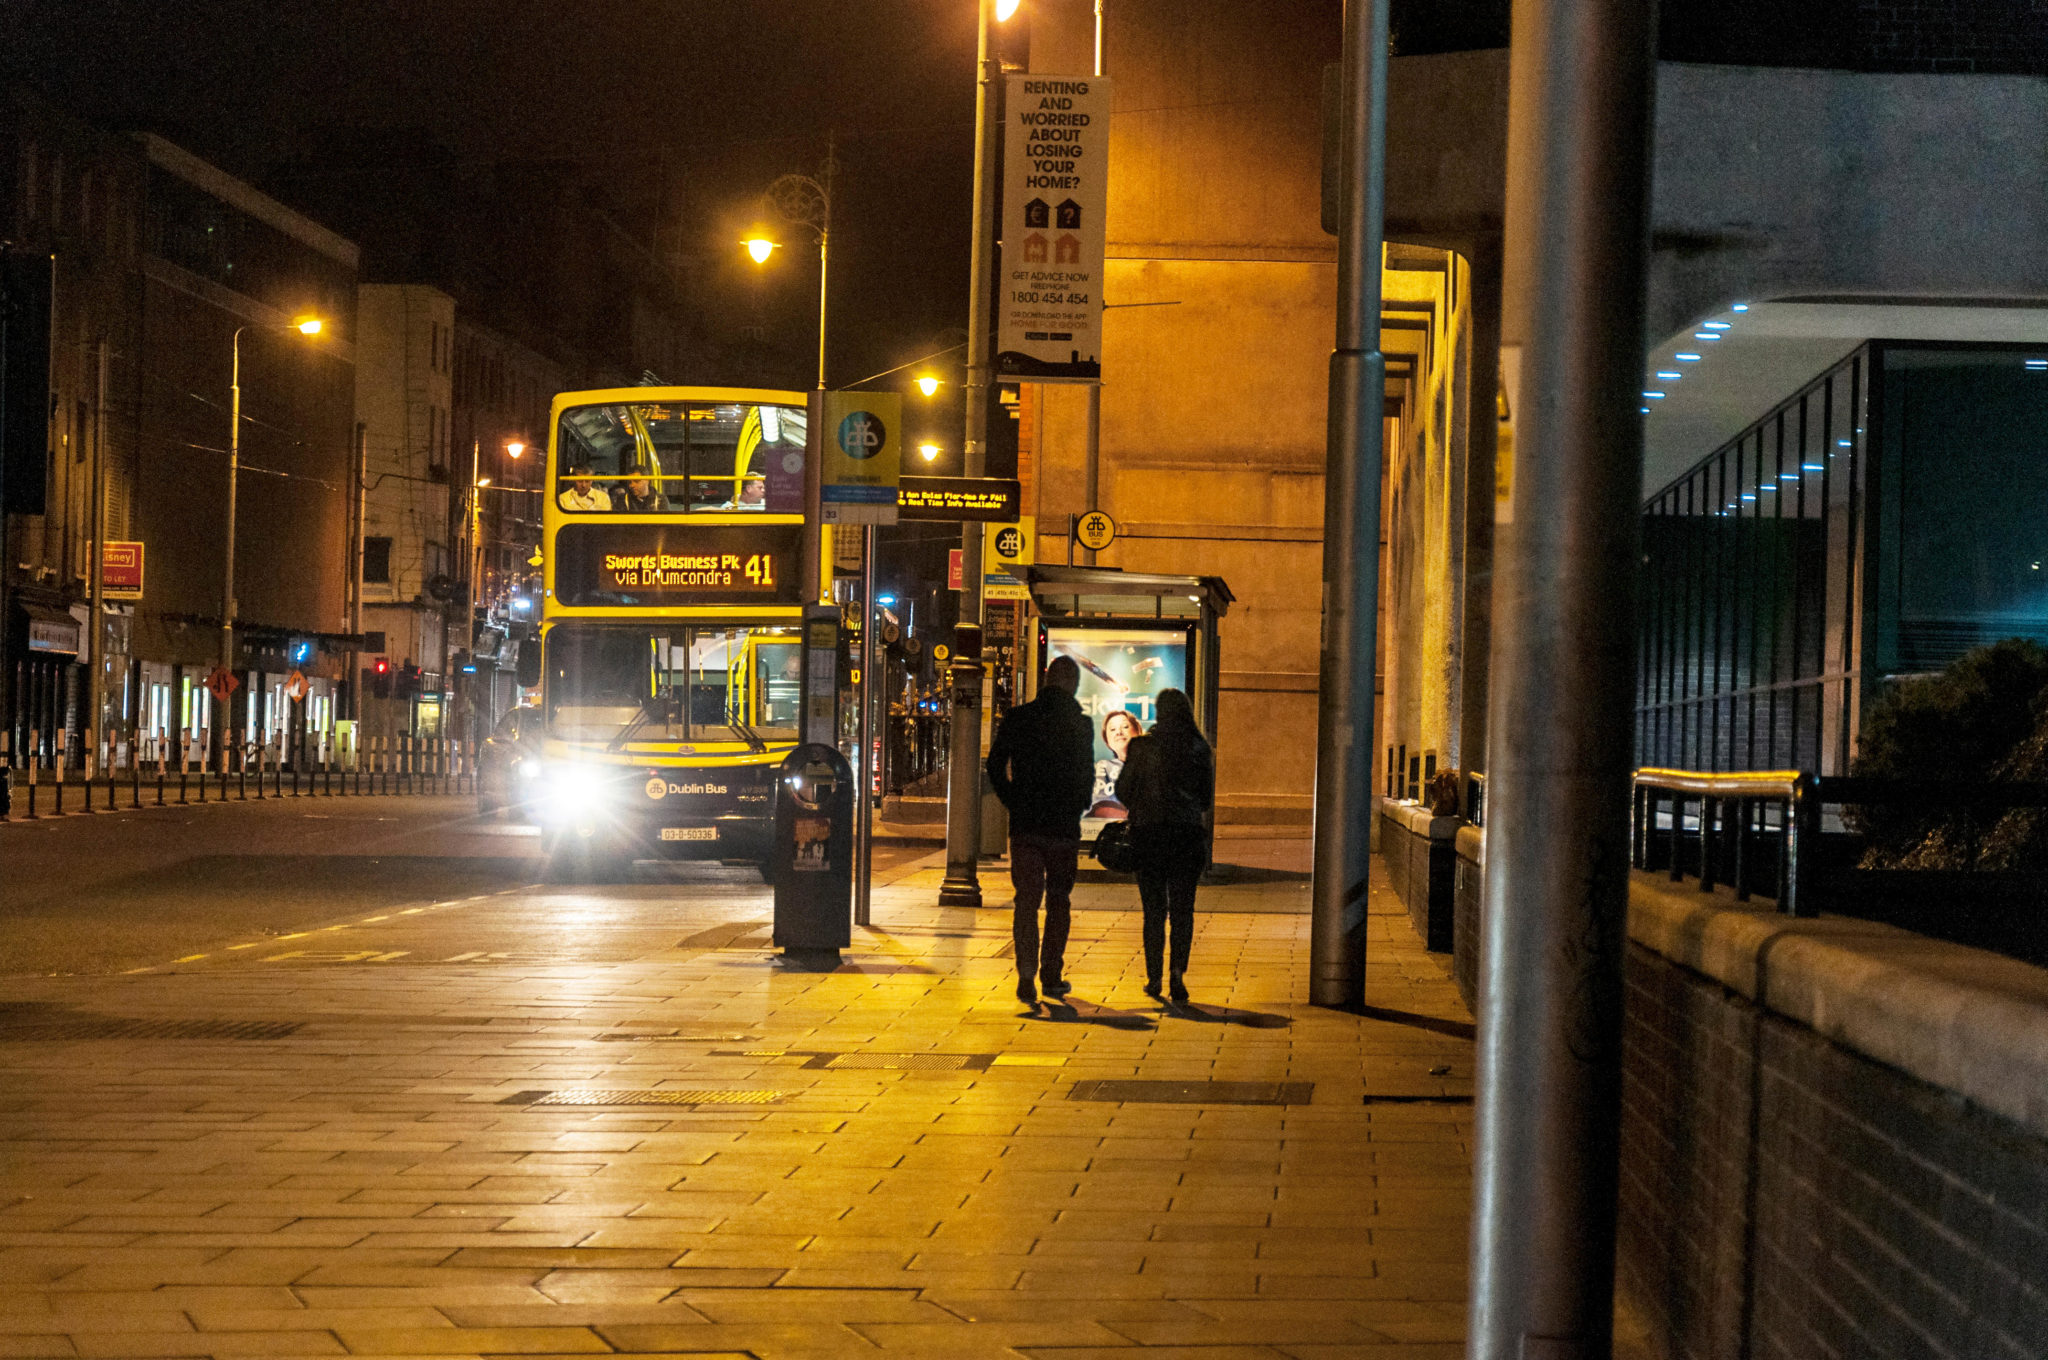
[238,743,248,800]
[26,748,38,821]
[254,740,266,800]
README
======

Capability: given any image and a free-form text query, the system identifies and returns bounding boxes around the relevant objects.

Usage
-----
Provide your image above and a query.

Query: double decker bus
[526,386,815,879]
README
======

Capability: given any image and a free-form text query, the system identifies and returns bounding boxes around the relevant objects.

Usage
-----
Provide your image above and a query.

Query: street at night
[0,802,1471,1358]
[11,0,2048,1353]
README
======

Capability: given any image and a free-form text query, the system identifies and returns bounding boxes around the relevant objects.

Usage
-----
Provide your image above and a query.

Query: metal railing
[1632,767,1820,917]
[1632,767,2048,922]
[0,732,479,822]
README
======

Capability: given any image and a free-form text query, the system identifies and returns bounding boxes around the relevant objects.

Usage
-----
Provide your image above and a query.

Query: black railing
[1633,767,2048,929]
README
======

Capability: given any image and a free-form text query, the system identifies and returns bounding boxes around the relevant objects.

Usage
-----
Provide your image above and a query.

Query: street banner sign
[983,516,1035,601]
[1075,510,1118,550]
[820,391,901,525]
[948,548,965,591]
[998,75,1110,384]
[99,541,144,600]
[898,476,1022,522]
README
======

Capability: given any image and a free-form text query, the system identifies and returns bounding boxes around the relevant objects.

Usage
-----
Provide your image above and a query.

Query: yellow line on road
[173,953,208,963]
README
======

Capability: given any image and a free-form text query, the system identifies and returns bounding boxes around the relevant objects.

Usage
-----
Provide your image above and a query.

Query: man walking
[986,655,1094,1007]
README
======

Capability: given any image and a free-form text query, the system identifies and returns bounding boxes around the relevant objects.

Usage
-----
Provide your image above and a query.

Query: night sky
[4,0,984,389]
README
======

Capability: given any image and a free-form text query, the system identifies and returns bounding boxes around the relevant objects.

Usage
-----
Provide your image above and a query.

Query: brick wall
[1618,941,2048,1358]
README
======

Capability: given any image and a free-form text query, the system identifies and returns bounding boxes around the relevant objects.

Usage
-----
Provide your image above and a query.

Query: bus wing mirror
[516,637,542,689]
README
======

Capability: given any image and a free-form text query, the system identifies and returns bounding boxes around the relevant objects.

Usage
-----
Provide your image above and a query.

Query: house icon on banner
[1023,233,1049,264]
[1023,198,1049,228]
[1056,199,1082,229]
[1054,234,1081,264]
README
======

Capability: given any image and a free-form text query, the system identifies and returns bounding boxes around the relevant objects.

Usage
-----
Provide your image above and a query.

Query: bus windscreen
[554,401,807,514]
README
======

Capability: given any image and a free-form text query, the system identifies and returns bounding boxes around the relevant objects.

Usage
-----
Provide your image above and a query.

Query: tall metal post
[1468,0,1656,1352]
[1080,0,1105,568]
[87,339,108,751]
[1308,0,1390,1009]
[348,421,367,720]
[855,527,877,925]
[939,0,1003,908]
[220,326,243,773]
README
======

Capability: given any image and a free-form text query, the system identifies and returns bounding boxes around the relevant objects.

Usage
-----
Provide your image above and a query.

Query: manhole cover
[0,1018,301,1042]
[500,1088,782,1107]
[1066,1079,1314,1106]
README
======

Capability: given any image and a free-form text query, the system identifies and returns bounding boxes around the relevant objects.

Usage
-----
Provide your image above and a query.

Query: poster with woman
[1044,626,1189,831]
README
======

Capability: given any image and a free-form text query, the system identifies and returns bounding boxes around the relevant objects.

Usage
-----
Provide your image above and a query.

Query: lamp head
[504,440,526,459]
[292,316,324,336]
[916,375,940,398]
[995,0,1021,20]
[917,442,941,463]
[744,236,777,264]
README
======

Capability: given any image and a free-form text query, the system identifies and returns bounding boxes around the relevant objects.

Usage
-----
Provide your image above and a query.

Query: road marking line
[228,942,262,950]
[173,953,209,963]
[360,915,388,922]
[275,932,310,940]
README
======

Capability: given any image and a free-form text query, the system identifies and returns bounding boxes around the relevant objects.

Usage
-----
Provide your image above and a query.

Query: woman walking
[1114,688,1214,1004]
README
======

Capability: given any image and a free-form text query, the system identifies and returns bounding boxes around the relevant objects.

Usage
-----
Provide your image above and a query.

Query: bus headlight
[538,762,605,822]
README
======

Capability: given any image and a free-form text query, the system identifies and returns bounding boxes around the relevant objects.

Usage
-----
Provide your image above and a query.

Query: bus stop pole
[940,0,1001,908]
[1308,0,1389,1009]
[855,526,876,925]
[1468,0,1655,1352]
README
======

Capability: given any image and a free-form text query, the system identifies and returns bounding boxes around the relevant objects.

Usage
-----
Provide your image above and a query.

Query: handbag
[1092,819,1138,873]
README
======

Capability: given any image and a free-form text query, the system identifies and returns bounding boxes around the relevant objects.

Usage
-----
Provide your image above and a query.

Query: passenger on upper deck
[614,473,669,512]
[720,474,767,511]
[558,463,611,512]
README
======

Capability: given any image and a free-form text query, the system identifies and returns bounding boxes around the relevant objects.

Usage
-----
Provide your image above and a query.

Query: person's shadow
[1159,1000,1291,1028]
[1028,996,1156,1030]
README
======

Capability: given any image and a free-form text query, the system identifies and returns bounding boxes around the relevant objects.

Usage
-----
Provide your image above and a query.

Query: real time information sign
[555,523,804,607]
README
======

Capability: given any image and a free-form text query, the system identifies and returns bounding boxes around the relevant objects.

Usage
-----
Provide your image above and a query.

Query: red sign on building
[100,541,144,600]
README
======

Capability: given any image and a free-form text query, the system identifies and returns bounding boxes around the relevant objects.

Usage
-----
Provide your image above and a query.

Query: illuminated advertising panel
[1043,625,1189,825]
[554,523,804,608]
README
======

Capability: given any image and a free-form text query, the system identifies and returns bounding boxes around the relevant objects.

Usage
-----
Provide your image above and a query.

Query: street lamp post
[221,316,322,770]
[938,0,1010,908]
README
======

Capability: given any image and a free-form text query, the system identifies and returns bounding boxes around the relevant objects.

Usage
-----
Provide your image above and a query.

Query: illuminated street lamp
[504,440,526,459]
[916,374,941,397]
[219,313,324,767]
[918,442,942,463]
[743,235,777,265]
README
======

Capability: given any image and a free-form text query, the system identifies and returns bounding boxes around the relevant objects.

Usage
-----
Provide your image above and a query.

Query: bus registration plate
[659,827,717,842]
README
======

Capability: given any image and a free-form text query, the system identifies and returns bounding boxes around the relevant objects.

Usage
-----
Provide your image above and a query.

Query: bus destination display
[556,523,803,607]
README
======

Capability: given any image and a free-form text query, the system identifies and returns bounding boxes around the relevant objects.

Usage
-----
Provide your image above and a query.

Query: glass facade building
[1636,342,2048,775]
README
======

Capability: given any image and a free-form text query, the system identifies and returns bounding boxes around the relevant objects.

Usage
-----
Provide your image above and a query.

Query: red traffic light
[373,657,390,674]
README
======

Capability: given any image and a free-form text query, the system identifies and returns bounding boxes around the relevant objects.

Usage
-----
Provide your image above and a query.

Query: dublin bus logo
[837,410,886,460]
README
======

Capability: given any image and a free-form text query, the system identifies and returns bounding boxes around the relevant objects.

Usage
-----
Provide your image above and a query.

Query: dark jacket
[1115,716,1216,867]
[987,687,1095,840]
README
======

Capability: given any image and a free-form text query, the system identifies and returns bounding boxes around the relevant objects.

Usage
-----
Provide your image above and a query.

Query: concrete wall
[1029,0,1338,819]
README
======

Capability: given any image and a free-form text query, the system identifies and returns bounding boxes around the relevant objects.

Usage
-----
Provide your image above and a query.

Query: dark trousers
[1136,823,1205,984]
[1010,832,1078,986]
[1137,865,1200,983]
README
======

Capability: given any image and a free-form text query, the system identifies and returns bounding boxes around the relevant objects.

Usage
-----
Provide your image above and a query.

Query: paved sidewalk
[0,841,1474,1358]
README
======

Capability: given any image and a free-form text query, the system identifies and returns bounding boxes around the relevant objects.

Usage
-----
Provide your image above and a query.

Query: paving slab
[0,818,1476,1356]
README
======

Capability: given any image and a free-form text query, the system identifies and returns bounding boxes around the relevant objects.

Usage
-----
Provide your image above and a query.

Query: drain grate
[500,1088,783,1107]
[1363,1093,1473,1105]
[0,1017,301,1042]
[1066,1079,1314,1106]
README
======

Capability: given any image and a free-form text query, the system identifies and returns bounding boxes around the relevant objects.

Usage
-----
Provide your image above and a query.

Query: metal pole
[1308,0,1389,1009]
[220,327,242,773]
[87,339,107,746]
[940,0,1002,908]
[349,421,367,720]
[855,526,877,925]
[1081,1,1105,567]
[1468,0,1656,1350]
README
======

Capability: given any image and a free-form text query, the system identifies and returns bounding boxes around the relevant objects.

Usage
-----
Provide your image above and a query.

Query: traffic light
[366,657,391,700]
[396,663,422,700]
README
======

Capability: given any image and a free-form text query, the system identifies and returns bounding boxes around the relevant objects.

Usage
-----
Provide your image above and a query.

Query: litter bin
[772,742,854,958]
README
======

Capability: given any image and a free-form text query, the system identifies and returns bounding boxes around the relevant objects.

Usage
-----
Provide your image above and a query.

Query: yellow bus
[525,385,815,879]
